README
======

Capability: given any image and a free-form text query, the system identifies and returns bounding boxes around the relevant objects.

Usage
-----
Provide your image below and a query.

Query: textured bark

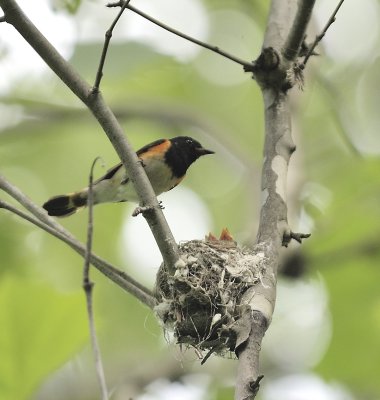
[234,1,315,399]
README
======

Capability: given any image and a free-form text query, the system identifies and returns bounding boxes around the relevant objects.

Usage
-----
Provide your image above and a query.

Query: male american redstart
[43,136,214,217]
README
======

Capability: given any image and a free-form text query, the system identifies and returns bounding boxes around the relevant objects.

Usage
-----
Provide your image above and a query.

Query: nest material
[154,239,265,359]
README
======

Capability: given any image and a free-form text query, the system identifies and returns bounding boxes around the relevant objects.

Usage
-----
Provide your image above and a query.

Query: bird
[42,136,214,217]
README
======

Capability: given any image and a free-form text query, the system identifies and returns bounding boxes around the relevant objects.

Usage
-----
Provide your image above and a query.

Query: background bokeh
[1,0,380,399]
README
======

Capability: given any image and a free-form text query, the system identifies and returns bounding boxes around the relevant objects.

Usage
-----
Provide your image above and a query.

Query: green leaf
[0,277,88,400]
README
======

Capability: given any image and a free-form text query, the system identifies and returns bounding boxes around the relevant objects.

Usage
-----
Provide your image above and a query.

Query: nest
[154,236,265,362]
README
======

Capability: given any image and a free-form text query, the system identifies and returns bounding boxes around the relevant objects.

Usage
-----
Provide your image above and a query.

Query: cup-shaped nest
[154,238,265,360]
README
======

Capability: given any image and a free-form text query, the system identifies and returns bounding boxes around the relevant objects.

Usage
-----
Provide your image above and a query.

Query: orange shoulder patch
[139,139,171,160]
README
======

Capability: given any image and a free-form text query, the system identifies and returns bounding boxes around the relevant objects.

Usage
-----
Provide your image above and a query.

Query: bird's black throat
[165,142,199,178]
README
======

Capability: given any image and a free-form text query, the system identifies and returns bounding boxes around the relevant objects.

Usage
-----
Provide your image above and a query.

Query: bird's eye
[186,139,193,145]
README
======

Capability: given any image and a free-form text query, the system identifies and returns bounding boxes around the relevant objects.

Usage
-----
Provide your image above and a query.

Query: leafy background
[1,0,380,399]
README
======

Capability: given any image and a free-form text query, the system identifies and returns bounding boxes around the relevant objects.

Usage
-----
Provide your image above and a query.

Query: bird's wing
[136,138,168,157]
[93,138,169,185]
[93,163,123,184]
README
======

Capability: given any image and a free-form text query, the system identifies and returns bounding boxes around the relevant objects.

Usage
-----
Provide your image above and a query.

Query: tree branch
[301,0,346,68]
[93,0,132,91]
[235,311,266,399]
[107,0,254,71]
[0,175,156,309]
[283,0,316,61]
[0,0,180,275]
[235,1,313,398]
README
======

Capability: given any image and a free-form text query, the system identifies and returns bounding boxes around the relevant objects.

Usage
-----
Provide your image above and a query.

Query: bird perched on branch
[43,136,214,217]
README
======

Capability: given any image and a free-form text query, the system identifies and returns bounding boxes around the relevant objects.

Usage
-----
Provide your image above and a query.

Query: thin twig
[0,198,157,307]
[93,0,132,91]
[0,174,155,307]
[107,1,254,71]
[83,157,109,400]
[301,0,346,67]
[84,157,100,283]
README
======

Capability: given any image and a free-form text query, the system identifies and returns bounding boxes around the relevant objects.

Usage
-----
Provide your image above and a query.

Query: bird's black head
[166,136,214,178]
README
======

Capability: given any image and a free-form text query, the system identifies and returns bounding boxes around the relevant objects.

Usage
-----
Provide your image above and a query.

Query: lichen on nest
[154,236,266,361]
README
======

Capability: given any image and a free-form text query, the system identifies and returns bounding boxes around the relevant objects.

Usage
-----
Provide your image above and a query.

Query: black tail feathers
[43,193,87,217]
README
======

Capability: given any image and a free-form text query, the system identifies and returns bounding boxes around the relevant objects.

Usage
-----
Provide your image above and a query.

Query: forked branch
[235,1,315,399]
[0,175,156,308]
[93,0,132,90]
[0,0,180,275]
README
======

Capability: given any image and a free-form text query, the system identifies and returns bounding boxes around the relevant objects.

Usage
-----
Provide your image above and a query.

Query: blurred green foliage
[50,0,81,14]
[1,0,380,399]
[0,277,87,398]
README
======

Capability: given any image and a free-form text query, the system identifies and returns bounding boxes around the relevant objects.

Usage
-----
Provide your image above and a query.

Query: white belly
[93,158,177,204]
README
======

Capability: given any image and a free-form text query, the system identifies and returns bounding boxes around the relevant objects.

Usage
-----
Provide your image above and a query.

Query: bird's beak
[196,147,215,156]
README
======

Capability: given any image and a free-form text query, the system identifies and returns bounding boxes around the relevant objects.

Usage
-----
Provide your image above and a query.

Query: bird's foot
[132,201,164,217]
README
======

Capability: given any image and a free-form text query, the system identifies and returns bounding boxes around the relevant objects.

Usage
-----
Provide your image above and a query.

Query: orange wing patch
[140,139,171,160]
